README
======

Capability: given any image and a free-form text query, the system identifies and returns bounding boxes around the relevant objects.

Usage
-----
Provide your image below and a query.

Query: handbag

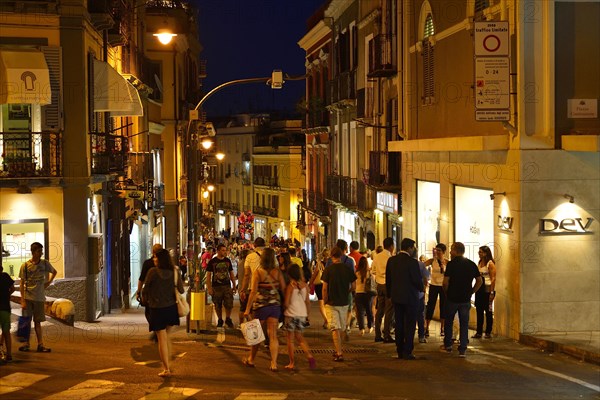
[240,318,265,346]
[17,263,32,342]
[174,267,190,317]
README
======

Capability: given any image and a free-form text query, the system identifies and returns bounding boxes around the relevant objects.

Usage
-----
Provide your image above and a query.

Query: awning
[0,50,51,105]
[93,59,143,117]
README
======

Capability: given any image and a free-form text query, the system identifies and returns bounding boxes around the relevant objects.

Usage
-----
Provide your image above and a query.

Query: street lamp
[153,29,177,45]
[200,138,213,150]
[215,152,225,161]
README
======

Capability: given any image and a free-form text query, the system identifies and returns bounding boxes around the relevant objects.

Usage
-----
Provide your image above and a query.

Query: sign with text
[539,217,594,235]
[567,99,598,119]
[475,57,510,109]
[474,21,509,56]
[376,191,398,214]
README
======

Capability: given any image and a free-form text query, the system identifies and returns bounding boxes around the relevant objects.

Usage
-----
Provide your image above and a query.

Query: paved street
[1,303,599,400]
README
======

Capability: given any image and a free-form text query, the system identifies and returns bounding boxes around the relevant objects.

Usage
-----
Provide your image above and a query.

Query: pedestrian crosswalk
[0,372,362,399]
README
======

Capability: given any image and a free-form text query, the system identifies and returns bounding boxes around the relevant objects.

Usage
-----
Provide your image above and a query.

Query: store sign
[376,192,398,214]
[539,217,594,235]
[497,215,514,233]
[567,99,597,119]
[146,179,154,208]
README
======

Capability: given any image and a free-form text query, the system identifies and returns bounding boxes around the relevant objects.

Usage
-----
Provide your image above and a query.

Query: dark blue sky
[193,0,324,117]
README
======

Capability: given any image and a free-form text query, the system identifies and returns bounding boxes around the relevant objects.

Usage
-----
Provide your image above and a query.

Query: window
[1,219,49,279]
[422,13,435,103]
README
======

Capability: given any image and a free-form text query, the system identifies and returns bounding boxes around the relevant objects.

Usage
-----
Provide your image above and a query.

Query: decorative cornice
[298,20,332,51]
[358,8,381,29]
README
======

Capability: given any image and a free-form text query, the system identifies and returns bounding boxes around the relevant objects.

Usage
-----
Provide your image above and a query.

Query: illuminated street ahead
[1,305,598,400]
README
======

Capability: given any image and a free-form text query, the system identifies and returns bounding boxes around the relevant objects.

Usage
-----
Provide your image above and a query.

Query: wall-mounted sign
[497,215,514,233]
[539,217,594,235]
[146,179,154,208]
[567,99,598,119]
[376,191,398,214]
[474,21,510,56]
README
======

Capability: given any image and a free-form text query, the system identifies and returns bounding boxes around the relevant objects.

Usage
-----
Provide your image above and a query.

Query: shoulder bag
[174,267,189,317]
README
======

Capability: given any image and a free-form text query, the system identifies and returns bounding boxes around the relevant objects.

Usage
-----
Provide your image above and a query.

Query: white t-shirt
[371,249,392,285]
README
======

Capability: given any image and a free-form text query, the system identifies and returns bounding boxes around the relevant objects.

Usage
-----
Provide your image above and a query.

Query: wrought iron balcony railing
[367,151,401,187]
[253,175,279,187]
[368,34,397,78]
[90,133,128,175]
[0,131,61,178]
[253,206,278,218]
[326,174,341,203]
[357,180,376,211]
[340,176,357,207]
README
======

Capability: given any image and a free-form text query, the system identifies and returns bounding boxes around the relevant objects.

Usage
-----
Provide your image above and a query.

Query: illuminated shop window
[417,181,440,254]
[0,219,48,279]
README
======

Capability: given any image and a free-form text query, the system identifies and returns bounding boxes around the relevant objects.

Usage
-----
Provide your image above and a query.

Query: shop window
[417,181,440,253]
[454,186,494,261]
[1,219,48,279]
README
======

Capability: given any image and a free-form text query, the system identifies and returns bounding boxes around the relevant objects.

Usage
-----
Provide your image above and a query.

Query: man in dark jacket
[386,238,424,360]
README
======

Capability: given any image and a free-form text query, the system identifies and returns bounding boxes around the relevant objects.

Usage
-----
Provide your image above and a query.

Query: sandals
[269,366,278,372]
[242,358,255,368]
[333,353,344,362]
[158,370,172,377]
[37,345,51,353]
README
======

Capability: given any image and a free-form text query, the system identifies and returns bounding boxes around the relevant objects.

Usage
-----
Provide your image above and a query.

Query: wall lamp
[215,152,225,161]
[564,194,575,203]
[200,138,213,150]
[153,29,177,45]
[490,192,506,200]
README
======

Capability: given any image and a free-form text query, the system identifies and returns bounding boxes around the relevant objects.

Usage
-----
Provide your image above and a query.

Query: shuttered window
[41,46,62,131]
[422,14,435,104]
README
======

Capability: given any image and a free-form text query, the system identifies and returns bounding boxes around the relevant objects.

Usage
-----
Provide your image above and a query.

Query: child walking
[284,263,316,370]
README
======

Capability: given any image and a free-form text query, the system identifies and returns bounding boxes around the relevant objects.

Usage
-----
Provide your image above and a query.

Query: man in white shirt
[372,237,395,343]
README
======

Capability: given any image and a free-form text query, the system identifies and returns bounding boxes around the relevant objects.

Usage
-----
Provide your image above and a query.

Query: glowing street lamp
[200,138,213,150]
[215,152,225,161]
[153,29,177,45]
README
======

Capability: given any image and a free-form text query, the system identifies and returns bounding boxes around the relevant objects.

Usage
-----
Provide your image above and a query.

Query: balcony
[253,206,278,218]
[326,174,341,203]
[367,151,401,187]
[329,70,356,106]
[216,200,240,212]
[340,176,357,207]
[253,175,279,188]
[90,133,128,175]
[357,180,376,211]
[304,189,330,217]
[1,1,58,14]
[368,34,397,78]
[0,132,61,179]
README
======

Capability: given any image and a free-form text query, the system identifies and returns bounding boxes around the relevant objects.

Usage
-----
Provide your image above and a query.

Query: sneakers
[419,337,427,343]
[217,319,224,328]
[459,351,466,358]
[439,345,452,353]
[471,333,482,339]
[224,318,234,329]
[484,333,492,339]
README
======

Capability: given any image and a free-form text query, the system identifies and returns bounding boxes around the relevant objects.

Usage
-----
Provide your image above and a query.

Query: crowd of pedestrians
[129,233,497,376]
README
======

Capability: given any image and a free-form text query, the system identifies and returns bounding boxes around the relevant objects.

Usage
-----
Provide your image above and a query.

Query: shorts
[284,316,307,332]
[23,300,46,323]
[147,304,180,332]
[253,305,281,321]
[314,284,323,300]
[326,305,348,331]
[211,286,234,310]
[0,310,11,331]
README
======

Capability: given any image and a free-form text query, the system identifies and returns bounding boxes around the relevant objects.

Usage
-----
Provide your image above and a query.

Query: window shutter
[41,46,63,131]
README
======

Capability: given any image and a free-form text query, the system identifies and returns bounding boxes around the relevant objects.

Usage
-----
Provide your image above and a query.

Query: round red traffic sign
[483,35,501,52]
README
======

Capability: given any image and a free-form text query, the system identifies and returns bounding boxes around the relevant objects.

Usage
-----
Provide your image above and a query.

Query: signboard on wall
[567,99,598,119]
[474,21,510,56]
[376,191,398,214]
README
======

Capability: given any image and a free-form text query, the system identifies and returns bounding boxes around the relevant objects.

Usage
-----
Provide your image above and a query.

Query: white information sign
[475,57,510,109]
[474,21,510,56]
[567,99,598,119]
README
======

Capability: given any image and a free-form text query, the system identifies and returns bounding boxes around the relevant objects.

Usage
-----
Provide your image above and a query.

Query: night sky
[193,0,325,118]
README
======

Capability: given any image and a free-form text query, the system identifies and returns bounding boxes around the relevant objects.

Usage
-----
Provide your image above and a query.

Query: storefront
[416,180,440,253]
[454,186,494,260]
[375,191,401,249]
[254,217,267,239]
[336,209,357,244]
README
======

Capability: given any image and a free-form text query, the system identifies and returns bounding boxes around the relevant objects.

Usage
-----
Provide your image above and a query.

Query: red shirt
[349,250,362,271]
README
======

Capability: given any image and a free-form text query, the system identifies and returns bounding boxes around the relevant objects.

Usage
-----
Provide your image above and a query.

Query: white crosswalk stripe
[40,379,125,400]
[137,387,202,399]
[234,394,287,400]
[0,372,49,396]
[86,367,124,375]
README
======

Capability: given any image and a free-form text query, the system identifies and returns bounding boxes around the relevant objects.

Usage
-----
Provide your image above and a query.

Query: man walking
[386,238,424,360]
[18,242,56,353]
[206,244,236,328]
[441,242,482,357]
[322,247,356,362]
[372,237,395,343]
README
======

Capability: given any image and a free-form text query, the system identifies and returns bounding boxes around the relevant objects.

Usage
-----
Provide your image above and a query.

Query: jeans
[444,301,471,353]
[417,296,425,338]
[355,292,374,330]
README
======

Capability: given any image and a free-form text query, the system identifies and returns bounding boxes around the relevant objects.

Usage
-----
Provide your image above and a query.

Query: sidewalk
[67,298,600,365]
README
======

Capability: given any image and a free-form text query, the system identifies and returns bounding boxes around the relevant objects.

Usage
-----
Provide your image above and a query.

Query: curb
[520,334,600,366]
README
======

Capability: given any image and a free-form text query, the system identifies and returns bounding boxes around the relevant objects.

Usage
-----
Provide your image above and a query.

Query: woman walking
[142,249,184,377]
[283,264,316,370]
[354,257,374,335]
[309,248,329,329]
[244,248,286,371]
[473,246,497,339]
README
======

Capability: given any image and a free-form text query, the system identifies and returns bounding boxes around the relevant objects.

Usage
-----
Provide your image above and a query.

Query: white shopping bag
[240,319,265,346]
